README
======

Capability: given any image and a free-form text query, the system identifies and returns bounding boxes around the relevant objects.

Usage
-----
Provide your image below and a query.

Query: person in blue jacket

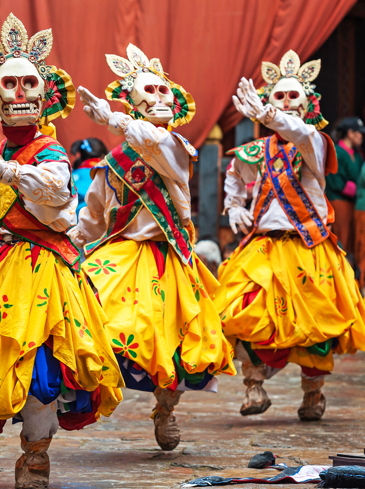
[71,138,108,215]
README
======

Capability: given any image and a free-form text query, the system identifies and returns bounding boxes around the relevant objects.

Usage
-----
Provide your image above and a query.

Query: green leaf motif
[112,339,123,347]
[85,329,92,338]
[128,350,137,358]
[102,365,109,371]
[127,334,134,346]
[4,304,13,309]
[34,264,41,273]
[74,319,81,328]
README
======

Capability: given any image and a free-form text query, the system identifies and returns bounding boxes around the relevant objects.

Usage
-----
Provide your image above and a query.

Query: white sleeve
[262,106,327,179]
[124,120,190,184]
[0,159,77,232]
[224,156,258,210]
[0,160,72,206]
[69,169,107,247]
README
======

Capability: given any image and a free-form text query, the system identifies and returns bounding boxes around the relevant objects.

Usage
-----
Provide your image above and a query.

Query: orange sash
[0,136,80,271]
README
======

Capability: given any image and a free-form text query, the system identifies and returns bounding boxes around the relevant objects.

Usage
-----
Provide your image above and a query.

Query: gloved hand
[228,206,254,234]
[108,111,133,136]
[78,86,112,125]
[0,159,18,185]
[232,77,267,120]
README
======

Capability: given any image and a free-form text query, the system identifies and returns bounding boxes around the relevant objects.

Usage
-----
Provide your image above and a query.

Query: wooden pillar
[198,143,222,240]
[338,18,356,118]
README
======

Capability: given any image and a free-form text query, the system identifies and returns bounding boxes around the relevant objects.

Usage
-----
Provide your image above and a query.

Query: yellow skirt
[83,239,236,389]
[214,235,365,372]
[0,243,123,420]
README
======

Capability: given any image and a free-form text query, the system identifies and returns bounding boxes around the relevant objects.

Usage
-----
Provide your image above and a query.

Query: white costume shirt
[0,133,77,236]
[224,108,328,233]
[70,120,191,248]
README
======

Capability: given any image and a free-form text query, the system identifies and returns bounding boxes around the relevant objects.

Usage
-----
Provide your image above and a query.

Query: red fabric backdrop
[0,0,356,155]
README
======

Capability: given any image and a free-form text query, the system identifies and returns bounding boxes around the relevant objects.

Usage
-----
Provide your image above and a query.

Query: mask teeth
[3,102,38,115]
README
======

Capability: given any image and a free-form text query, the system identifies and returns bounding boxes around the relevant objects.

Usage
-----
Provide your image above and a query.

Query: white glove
[68,226,87,249]
[228,206,254,235]
[0,159,19,185]
[232,77,267,120]
[108,111,133,136]
[78,86,112,125]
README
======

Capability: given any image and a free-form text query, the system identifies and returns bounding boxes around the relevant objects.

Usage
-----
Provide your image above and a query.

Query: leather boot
[152,388,183,451]
[15,432,51,489]
[298,377,326,421]
[240,378,272,416]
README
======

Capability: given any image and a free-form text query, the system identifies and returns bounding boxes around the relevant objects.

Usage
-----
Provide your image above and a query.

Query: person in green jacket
[355,149,365,293]
[326,117,364,253]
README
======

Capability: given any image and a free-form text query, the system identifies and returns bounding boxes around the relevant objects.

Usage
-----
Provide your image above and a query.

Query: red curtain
[0,0,356,155]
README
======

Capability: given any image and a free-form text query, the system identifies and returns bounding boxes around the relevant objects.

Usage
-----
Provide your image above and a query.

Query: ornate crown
[0,12,53,79]
[259,49,327,130]
[105,43,195,128]
[0,13,75,128]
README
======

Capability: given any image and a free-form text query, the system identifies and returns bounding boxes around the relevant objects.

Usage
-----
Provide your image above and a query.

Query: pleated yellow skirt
[0,243,123,419]
[214,235,365,371]
[83,239,236,389]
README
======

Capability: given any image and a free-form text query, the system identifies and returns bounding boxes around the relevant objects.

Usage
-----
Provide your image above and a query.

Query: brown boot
[152,388,183,451]
[15,432,51,489]
[240,379,272,416]
[298,377,326,421]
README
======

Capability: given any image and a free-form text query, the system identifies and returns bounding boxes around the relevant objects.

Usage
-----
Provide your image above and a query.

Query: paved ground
[1,353,365,489]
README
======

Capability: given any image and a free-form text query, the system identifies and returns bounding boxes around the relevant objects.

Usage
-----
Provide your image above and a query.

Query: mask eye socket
[1,76,17,90]
[158,85,170,95]
[288,91,299,100]
[144,85,156,94]
[22,76,39,90]
[273,91,284,100]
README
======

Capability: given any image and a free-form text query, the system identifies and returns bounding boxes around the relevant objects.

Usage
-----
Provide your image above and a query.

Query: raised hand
[232,78,264,119]
[77,86,112,125]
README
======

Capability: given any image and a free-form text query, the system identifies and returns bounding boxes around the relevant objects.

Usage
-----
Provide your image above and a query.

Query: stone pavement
[1,353,365,489]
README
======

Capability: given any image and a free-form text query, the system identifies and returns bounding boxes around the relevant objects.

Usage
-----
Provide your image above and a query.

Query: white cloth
[224,107,328,233]
[70,119,191,247]
[19,396,58,442]
[0,136,77,236]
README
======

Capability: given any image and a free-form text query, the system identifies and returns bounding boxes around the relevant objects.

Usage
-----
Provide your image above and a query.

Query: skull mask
[0,57,45,126]
[130,72,173,124]
[268,77,308,119]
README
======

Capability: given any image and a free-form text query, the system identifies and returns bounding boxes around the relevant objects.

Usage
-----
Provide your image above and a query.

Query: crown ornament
[105,44,166,93]
[261,50,321,98]
[0,13,53,80]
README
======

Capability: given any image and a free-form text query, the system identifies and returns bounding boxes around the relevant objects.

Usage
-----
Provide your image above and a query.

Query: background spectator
[195,240,222,277]
[71,138,108,215]
[326,117,365,253]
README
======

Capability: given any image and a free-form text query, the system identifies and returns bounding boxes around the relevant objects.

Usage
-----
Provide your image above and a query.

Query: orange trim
[321,133,338,175]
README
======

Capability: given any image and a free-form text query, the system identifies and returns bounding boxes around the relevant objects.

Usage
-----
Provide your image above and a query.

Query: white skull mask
[130,72,173,124]
[0,58,45,126]
[268,78,308,119]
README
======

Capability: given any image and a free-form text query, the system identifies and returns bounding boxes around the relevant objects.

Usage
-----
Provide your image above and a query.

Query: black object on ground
[329,452,365,467]
[248,451,277,468]
[319,466,365,487]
